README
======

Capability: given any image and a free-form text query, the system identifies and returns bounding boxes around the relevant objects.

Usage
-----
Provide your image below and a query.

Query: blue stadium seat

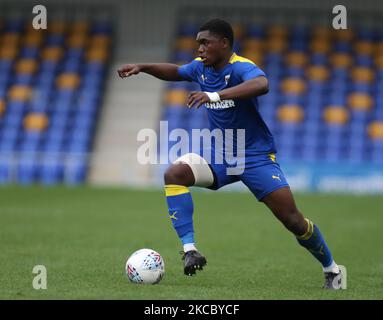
[350,110,370,123]
[300,145,318,161]
[69,127,92,143]
[0,139,18,152]
[245,24,264,38]
[30,99,50,113]
[1,127,19,142]
[91,21,112,34]
[72,116,94,131]
[0,87,7,99]
[19,142,39,153]
[3,113,23,127]
[167,81,190,90]
[46,34,65,46]
[0,59,13,72]
[277,145,297,160]
[37,73,56,87]
[331,68,349,79]
[39,61,58,73]
[7,99,26,111]
[0,156,13,183]
[64,156,88,185]
[62,59,81,72]
[0,73,10,87]
[172,51,194,63]
[66,48,84,60]
[66,139,89,152]
[357,28,375,41]
[82,77,103,90]
[178,22,199,36]
[350,82,371,93]
[307,81,326,92]
[323,147,344,162]
[39,155,64,185]
[20,47,40,59]
[17,155,37,185]
[354,55,373,67]
[232,41,242,53]
[290,40,307,51]
[4,19,24,32]
[22,131,42,141]
[265,53,283,66]
[333,41,352,53]
[12,73,34,85]
[85,62,105,75]
[50,113,69,129]
[325,92,347,105]
[311,53,328,65]
[283,67,305,78]
[55,89,76,103]
[371,108,383,121]
[280,94,304,105]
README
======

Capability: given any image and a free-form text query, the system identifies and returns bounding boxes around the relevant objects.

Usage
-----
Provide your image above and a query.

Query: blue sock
[296,219,333,268]
[165,185,194,245]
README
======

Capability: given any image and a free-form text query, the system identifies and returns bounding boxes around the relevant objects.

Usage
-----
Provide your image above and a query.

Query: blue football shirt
[178,52,276,157]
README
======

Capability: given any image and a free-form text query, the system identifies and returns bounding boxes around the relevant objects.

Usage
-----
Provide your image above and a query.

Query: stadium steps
[89,63,163,186]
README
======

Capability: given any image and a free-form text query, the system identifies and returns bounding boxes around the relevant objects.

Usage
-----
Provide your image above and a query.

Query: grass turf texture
[1,186,382,300]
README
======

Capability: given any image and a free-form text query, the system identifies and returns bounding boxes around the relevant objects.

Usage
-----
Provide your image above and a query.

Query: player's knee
[164,164,194,186]
[282,209,306,235]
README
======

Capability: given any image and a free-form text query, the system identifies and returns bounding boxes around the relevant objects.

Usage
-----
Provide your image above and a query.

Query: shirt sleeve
[178,60,199,82]
[238,62,266,82]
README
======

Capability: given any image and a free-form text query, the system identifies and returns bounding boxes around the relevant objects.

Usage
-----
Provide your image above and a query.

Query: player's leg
[164,152,240,275]
[261,187,337,268]
[241,155,344,289]
[164,153,214,275]
[261,187,344,289]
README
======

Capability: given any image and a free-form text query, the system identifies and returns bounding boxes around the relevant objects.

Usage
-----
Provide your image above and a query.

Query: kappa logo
[169,211,178,220]
[201,74,207,83]
[309,244,325,256]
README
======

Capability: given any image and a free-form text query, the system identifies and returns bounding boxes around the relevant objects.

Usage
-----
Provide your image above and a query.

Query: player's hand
[118,64,141,78]
[187,91,210,109]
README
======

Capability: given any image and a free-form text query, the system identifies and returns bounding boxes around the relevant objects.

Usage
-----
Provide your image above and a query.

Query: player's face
[196,31,227,67]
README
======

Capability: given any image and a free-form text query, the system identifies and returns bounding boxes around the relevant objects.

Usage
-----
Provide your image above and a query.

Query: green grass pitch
[1,186,382,299]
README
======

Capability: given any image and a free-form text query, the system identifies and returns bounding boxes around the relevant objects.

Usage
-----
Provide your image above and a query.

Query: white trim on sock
[323,261,340,274]
[183,243,197,252]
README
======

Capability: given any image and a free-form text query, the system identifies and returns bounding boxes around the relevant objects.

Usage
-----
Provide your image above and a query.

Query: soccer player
[118,19,345,289]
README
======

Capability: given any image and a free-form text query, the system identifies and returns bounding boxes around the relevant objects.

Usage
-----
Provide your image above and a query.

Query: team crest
[224,74,231,85]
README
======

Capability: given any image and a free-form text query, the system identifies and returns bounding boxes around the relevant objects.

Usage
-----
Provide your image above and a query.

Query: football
[125,249,165,284]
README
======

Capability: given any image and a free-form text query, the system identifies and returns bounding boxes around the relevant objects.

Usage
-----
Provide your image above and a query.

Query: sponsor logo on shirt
[205,99,235,110]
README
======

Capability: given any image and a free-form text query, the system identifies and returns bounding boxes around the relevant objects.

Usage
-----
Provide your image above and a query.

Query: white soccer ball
[125,248,165,284]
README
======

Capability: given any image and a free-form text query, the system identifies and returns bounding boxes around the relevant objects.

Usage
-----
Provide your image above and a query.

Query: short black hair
[199,19,234,48]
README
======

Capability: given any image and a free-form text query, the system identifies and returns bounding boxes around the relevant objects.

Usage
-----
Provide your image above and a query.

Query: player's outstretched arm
[117,63,183,81]
[187,76,269,108]
[218,76,269,100]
